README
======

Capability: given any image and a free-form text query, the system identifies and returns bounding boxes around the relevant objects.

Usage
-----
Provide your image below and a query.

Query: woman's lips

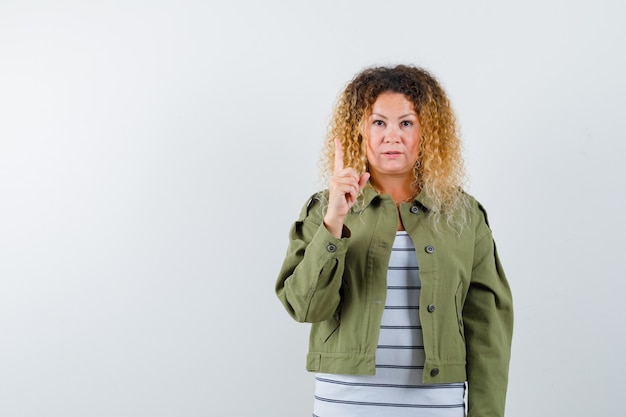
[383,151,402,158]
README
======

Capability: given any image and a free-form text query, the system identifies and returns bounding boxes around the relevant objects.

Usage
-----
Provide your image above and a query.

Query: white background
[1,1,625,416]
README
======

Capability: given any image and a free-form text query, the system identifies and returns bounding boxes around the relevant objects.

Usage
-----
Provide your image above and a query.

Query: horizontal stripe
[315,396,465,409]
[315,377,463,390]
[380,325,422,329]
[376,364,424,369]
[387,285,420,289]
[377,344,424,349]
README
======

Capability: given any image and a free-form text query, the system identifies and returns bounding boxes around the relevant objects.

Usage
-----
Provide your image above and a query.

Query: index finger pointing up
[333,137,344,172]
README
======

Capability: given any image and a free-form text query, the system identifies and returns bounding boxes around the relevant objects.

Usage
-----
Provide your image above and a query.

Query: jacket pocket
[311,316,341,345]
[454,282,465,342]
[324,276,350,343]
[323,318,340,343]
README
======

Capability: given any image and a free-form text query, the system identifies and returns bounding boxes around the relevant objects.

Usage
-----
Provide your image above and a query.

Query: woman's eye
[401,120,413,127]
[373,120,385,126]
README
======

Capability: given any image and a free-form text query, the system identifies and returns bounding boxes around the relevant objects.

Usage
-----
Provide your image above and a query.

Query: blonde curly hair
[322,64,468,228]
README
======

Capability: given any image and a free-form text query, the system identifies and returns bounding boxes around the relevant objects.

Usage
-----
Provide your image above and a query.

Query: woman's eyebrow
[371,112,417,119]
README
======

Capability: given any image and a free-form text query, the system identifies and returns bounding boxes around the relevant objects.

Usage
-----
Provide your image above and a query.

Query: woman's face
[365,92,421,181]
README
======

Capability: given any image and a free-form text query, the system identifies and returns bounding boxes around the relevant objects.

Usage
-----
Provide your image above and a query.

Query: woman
[275,65,513,417]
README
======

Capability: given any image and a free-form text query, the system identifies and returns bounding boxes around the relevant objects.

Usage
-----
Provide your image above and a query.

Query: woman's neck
[370,176,417,204]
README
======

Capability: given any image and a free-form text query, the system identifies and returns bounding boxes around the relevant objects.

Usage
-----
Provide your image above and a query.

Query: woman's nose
[384,127,401,143]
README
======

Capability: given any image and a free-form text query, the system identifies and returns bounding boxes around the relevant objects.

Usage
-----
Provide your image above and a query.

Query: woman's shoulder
[461,191,492,224]
[296,190,329,222]
[459,191,497,240]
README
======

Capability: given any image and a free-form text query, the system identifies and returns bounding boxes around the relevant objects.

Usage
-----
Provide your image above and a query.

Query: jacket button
[425,245,434,254]
[427,304,436,313]
[430,368,439,377]
[326,243,337,253]
[410,205,419,214]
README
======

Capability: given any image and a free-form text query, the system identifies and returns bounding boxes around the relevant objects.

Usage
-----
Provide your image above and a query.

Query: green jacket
[275,187,513,417]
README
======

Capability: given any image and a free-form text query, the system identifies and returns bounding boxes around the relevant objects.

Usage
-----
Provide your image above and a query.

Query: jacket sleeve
[275,194,350,323]
[464,203,514,417]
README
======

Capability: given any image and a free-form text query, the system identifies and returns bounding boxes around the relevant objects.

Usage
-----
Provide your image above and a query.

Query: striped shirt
[313,231,466,417]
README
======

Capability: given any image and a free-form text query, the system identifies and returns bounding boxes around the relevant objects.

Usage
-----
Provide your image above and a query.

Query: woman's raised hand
[323,138,370,238]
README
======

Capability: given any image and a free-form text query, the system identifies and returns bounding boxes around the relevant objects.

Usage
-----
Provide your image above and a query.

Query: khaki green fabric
[276,187,513,417]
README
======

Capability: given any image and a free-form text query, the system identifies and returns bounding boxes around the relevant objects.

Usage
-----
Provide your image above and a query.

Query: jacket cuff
[310,222,350,258]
